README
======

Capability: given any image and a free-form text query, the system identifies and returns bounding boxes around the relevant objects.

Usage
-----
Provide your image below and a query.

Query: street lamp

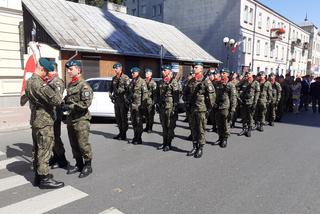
[223,37,236,69]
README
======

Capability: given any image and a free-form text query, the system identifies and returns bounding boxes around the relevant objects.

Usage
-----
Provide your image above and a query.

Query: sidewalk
[0,106,30,133]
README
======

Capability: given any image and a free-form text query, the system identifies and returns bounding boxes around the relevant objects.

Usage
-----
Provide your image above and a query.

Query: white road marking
[0,185,88,214]
[0,158,19,170]
[0,151,4,156]
[99,207,124,214]
[0,175,29,192]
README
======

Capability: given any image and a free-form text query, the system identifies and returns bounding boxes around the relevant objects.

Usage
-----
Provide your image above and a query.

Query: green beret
[131,67,141,73]
[66,60,81,68]
[193,61,204,67]
[220,68,230,74]
[39,58,54,72]
[145,68,152,73]
[113,63,122,69]
[162,65,172,71]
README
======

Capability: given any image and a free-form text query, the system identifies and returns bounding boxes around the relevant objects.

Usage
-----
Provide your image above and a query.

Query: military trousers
[51,115,67,164]
[67,119,92,161]
[267,103,277,122]
[32,126,54,176]
[144,102,155,130]
[159,108,176,146]
[191,111,207,145]
[276,99,285,121]
[241,104,254,129]
[131,108,143,139]
[209,109,217,129]
[114,101,128,135]
[215,109,229,139]
[255,101,267,124]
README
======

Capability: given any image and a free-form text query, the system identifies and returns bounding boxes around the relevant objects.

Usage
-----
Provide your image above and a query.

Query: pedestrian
[238,71,260,137]
[284,73,293,112]
[156,65,179,152]
[291,77,302,114]
[255,71,272,132]
[299,75,310,111]
[25,57,64,189]
[63,60,93,178]
[109,63,130,140]
[127,67,148,144]
[310,76,320,113]
[214,68,236,148]
[267,73,282,126]
[143,68,157,133]
[187,62,216,158]
[229,71,239,128]
[276,75,289,122]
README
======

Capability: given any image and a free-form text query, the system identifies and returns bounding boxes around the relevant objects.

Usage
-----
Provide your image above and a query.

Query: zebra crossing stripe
[0,175,29,192]
[0,185,88,214]
[0,158,20,170]
[0,151,4,156]
[99,207,124,214]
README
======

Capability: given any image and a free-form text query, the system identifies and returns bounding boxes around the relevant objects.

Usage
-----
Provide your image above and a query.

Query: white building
[125,0,310,76]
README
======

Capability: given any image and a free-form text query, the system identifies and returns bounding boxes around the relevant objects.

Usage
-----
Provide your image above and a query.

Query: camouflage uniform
[183,78,193,139]
[49,76,68,168]
[276,79,290,121]
[157,78,179,151]
[188,76,216,157]
[267,81,281,126]
[64,78,93,171]
[255,80,272,131]
[25,74,62,176]
[208,80,219,132]
[215,81,237,147]
[144,78,157,132]
[128,76,148,144]
[238,79,260,137]
[109,73,130,139]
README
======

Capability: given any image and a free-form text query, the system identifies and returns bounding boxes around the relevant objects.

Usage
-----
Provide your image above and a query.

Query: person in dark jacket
[310,76,320,113]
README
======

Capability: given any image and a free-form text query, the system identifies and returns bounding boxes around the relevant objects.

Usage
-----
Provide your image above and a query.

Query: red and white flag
[231,40,243,53]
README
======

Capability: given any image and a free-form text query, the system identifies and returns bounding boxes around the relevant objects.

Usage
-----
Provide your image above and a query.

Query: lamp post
[223,37,235,69]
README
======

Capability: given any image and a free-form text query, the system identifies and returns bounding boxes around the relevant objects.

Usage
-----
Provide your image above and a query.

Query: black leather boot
[79,160,93,178]
[34,173,54,186]
[39,174,64,189]
[238,128,247,136]
[136,135,143,144]
[186,134,192,141]
[269,121,274,126]
[219,138,228,148]
[113,133,121,140]
[194,144,203,158]
[67,158,83,175]
[257,122,264,132]
[187,143,198,156]
[120,132,127,140]
[163,140,171,152]
[246,128,252,137]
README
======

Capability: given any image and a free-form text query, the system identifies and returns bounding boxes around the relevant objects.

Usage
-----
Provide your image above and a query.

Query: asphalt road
[0,110,319,214]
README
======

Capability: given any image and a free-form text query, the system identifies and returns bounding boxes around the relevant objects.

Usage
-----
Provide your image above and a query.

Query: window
[272,20,276,28]
[158,4,163,15]
[256,40,261,56]
[266,17,270,31]
[281,47,285,60]
[132,8,136,16]
[275,45,279,59]
[244,6,248,23]
[257,67,260,73]
[265,67,268,74]
[271,68,274,73]
[258,13,262,29]
[141,5,146,14]
[270,47,274,58]
[249,8,253,24]
[247,38,252,54]
[264,42,269,57]
[152,5,156,17]
[242,36,247,53]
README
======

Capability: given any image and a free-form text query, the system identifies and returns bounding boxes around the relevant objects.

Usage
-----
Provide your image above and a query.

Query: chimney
[102,0,127,13]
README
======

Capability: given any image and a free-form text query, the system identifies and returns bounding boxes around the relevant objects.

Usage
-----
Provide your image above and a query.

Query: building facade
[125,0,310,76]
[0,0,24,107]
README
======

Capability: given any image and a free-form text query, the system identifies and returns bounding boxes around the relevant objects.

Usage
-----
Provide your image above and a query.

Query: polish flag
[231,40,243,53]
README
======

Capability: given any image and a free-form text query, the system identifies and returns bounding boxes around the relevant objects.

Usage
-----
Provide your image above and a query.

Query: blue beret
[162,65,172,71]
[131,67,141,73]
[66,60,81,68]
[113,63,122,69]
[193,61,204,67]
[145,68,152,73]
[39,58,54,72]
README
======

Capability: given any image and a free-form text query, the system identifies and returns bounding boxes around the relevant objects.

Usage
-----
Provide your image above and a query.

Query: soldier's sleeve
[229,83,237,112]
[253,81,260,106]
[205,80,216,109]
[172,80,179,106]
[267,83,273,104]
[117,75,130,95]
[141,80,148,103]
[39,83,63,106]
[276,83,282,103]
[71,83,93,110]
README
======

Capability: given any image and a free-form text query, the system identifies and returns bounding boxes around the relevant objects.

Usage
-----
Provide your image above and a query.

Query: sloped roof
[22,0,220,64]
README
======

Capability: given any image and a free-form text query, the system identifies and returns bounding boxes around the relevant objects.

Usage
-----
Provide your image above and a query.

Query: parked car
[86,77,115,118]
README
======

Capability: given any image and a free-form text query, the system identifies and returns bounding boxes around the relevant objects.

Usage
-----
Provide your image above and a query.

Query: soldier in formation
[267,73,282,126]
[143,68,157,133]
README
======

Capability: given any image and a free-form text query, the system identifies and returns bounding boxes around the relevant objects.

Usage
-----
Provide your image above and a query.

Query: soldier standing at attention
[128,67,148,144]
[183,70,195,140]
[276,75,289,121]
[63,60,93,178]
[157,65,179,152]
[255,71,272,132]
[143,68,157,133]
[238,71,260,137]
[109,63,130,140]
[187,62,215,158]
[48,63,70,169]
[25,58,64,189]
[207,70,218,133]
[229,71,239,128]
[267,73,282,126]
[214,69,236,148]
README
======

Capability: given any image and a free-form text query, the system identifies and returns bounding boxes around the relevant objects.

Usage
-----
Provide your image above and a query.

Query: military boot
[186,134,193,141]
[120,132,127,140]
[246,127,252,137]
[187,143,198,156]
[113,133,121,140]
[67,158,84,175]
[219,138,228,148]
[238,128,247,136]
[34,173,53,186]
[257,122,264,132]
[79,160,93,178]
[129,133,138,144]
[194,144,203,158]
[39,174,64,189]
[136,133,143,145]
[269,121,274,126]
[163,139,171,152]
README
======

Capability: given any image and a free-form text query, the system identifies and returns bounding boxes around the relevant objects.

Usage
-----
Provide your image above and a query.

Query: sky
[259,0,320,27]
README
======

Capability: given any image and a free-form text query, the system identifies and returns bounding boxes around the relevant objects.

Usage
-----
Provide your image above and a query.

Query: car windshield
[87,80,111,92]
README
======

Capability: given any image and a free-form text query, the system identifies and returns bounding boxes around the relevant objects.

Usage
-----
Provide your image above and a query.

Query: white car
[86,77,115,118]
